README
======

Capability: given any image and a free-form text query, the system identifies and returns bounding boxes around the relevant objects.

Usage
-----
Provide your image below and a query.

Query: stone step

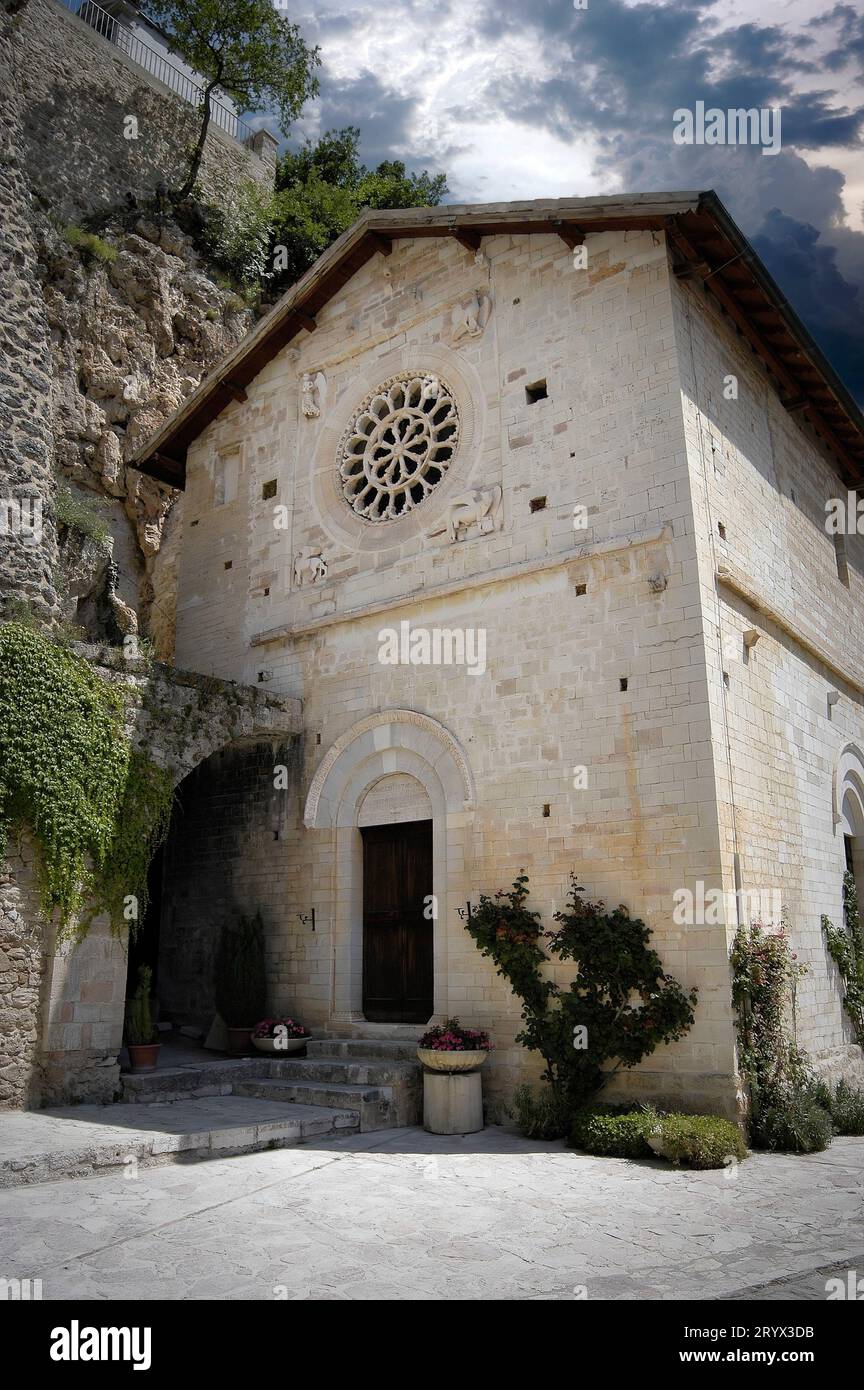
[267,1057,421,1086]
[0,1096,360,1189]
[121,1059,261,1103]
[307,1038,421,1062]
[235,1078,409,1131]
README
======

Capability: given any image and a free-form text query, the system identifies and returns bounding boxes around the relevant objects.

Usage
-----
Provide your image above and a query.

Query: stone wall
[0,13,59,621]
[8,0,274,224]
[673,269,864,1086]
[0,649,301,1108]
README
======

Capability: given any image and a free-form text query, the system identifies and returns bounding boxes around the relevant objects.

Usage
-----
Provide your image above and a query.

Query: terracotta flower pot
[252,1035,308,1054]
[226,1027,254,1056]
[128,1043,161,1073]
[417,1047,489,1073]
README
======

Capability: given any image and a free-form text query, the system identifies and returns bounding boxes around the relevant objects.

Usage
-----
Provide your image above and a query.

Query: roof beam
[667,221,861,478]
[139,450,184,488]
[221,379,247,403]
[367,231,393,257]
[450,228,483,254]
[553,221,585,250]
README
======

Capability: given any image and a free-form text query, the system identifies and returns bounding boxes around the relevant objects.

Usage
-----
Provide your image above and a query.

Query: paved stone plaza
[0,1125,861,1301]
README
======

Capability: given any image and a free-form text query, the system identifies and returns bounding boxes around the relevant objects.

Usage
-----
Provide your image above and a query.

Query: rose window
[338,373,459,522]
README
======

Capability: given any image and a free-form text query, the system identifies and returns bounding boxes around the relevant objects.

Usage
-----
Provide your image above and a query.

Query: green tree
[269,126,447,290]
[143,0,320,202]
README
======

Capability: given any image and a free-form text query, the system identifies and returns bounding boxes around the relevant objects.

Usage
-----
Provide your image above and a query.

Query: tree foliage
[268,126,448,290]
[144,0,320,200]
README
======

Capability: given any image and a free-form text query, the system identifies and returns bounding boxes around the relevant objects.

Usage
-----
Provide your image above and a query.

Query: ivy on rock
[0,623,174,939]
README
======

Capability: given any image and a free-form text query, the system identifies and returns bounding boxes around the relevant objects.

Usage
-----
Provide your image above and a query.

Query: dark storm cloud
[752,210,864,403]
[281,0,864,400]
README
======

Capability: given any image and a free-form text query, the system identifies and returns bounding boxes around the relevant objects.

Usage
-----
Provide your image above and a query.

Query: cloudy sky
[285,0,864,400]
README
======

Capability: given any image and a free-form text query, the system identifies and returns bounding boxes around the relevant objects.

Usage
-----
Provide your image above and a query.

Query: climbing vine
[730,920,809,1121]
[0,623,174,939]
[822,871,864,1049]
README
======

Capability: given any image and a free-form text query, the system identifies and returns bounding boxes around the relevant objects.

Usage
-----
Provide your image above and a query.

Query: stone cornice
[716,561,864,699]
[250,525,673,647]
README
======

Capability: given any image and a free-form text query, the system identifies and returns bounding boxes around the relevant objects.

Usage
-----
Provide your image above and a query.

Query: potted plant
[214,911,267,1055]
[252,1017,311,1055]
[126,965,160,1072]
[417,1017,492,1073]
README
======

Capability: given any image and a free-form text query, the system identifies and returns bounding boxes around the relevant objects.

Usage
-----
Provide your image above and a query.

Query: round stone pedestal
[423,1068,483,1134]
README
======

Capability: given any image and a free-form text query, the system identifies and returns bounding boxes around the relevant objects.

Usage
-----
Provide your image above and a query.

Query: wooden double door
[361,819,433,1023]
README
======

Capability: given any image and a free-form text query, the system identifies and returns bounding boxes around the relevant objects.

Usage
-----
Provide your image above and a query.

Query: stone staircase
[0,1038,423,1189]
[120,1037,423,1134]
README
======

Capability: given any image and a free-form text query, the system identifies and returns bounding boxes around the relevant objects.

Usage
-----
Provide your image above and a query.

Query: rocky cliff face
[0,0,271,656]
[42,216,254,655]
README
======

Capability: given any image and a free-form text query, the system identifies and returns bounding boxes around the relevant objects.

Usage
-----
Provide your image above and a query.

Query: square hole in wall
[525,380,548,404]
[542,804,550,818]
[619,677,629,692]
[224,560,233,570]
[263,587,270,597]
[575,583,587,596]
[717,521,727,540]
[530,496,547,513]
[190,519,199,528]
[262,479,277,500]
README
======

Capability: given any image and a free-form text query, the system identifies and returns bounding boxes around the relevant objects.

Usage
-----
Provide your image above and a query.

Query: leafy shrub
[126,965,156,1046]
[465,873,697,1113]
[511,1084,572,1140]
[63,225,118,265]
[823,1079,864,1136]
[569,1105,655,1158]
[655,1114,747,1169]
[755,1092,833,1153]
[569,1106,747,1168]
[214,911,266,1026]
[55,482,111,551]
[199,181,280,286]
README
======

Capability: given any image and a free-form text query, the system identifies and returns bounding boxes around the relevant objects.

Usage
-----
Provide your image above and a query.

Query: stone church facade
[121,192,864,1117]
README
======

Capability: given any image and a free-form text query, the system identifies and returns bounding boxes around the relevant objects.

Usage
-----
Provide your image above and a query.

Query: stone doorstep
[0,1098,360,1190]
[234,1077,418,1131]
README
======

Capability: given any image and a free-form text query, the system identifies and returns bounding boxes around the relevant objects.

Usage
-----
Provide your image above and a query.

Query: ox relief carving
[445,484,503,543]
[293,547,328,587]
[301,371,326,419]
[451,291,492,344]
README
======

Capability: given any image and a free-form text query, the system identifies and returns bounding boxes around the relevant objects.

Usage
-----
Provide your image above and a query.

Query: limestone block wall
[672,268,864,1083]
[174,228,740,1115]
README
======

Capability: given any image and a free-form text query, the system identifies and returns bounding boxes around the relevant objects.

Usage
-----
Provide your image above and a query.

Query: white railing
[58,0,256,146]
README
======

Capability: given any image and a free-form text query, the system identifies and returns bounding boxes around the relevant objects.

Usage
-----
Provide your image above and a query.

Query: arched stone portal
[303,710,475,1025]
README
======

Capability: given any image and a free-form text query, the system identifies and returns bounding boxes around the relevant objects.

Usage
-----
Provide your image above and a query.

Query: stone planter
[417,1047,489,1073]
[128,1043,161,1074]
[423,1070,484,1134]
[252,1035,308,1055]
